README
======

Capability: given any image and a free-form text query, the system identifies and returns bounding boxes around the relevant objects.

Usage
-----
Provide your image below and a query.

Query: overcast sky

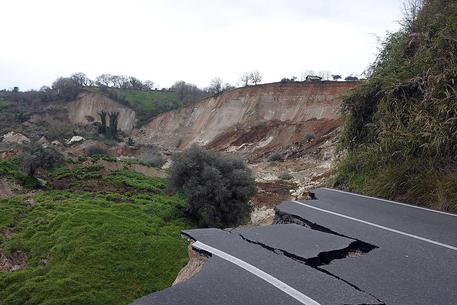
[0,0,403,90]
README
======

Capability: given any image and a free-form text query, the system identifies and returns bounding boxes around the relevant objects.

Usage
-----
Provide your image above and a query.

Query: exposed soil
[0,227,14,239]
[251,181,296,208]
[250,206,276,226]
[0,178,13,198]
[0,249,27,272]
[98,160,165,178]
[173,243,208,286]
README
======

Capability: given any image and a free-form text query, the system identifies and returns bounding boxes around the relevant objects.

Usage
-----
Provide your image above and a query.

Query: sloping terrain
[0,158,195,305]
[132,81,355,214]
[66,92,136,132]
[134,82,355,158]
[336,0,457,212]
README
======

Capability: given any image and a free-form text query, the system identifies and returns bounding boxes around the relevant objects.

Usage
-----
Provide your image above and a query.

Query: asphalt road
[131,188,457,305]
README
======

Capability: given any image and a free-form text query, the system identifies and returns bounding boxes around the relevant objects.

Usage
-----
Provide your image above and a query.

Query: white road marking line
[192,241,322,305]
[291,201,457,251]
[321,188,457,217]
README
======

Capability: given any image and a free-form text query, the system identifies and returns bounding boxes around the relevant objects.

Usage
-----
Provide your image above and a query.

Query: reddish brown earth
[133,81,356,155]
[131,81,356,218]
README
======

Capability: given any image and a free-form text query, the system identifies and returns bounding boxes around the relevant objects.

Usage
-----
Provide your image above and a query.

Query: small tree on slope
[169,145,256,228]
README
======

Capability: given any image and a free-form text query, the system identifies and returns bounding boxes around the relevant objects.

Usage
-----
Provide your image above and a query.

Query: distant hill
[88,87,180,126]
[134,81,356,161]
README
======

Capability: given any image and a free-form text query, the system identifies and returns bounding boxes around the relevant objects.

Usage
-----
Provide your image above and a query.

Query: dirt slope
[134,81,355,157]
[66,92,136,132]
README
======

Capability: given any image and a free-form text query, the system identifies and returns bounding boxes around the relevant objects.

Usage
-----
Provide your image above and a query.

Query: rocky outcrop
[134,82,355,157]
[66,92,136,132]
[1,131,30,145]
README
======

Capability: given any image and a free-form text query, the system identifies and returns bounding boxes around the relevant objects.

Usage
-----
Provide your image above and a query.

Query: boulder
[66,136,85,145]
[1,131,30,145]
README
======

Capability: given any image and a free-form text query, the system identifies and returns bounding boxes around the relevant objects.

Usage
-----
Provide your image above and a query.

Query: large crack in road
[236,221,384,305]
[181,210,386,304]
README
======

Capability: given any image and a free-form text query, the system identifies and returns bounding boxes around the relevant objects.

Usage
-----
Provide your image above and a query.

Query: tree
[332,75,342,81]
[301,70,316,80]
[400,0,423,29]
[71,72,92,87]
[109,75,122,88]
[95,74,113,87]
[169,145,256,228]
[317,70,331,80]
[171,81,208,104]
[143,80,155,90]
[52,77,82,101]
[345,75,359,81]
[224,83,236,91]
[107,112,120,139]
[98,111,107,134]
[22,143,64,177]
[209,77,223,94]
[249,70,262,85]
[127,76,144,90]
[240,72,251,86]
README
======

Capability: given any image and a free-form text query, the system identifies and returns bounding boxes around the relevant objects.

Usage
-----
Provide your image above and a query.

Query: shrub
[305,132,316,142]
[267,151,283,162]
[278,172,293,180]
[138,146,165,167]
[21,144,64,177]
[169,145,256,228]
[86,145,107,156]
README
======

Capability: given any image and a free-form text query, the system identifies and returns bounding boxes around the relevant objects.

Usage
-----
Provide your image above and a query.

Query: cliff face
[134,82,355,158]
[66,92,136,132]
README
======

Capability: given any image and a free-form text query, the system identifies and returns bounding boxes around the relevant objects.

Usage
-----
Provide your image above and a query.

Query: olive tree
[169,145,256,228]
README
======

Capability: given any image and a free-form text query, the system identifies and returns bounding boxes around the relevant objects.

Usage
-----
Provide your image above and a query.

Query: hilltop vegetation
[336,0,457,212]
[0,158,195,305]
[91,81,209,126]
[0,73,216,132]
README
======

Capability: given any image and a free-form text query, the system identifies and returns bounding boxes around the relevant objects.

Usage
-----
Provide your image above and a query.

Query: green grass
[336,0,457,213]
[114,89,178,111]
[87,87,180,126]
[0,180,195,305]
[0,159,41,189]
[0,99,9,110]
[104,170,166,192]
[1,160,194,304]
[0,159,20,176]
[48,164,104,181]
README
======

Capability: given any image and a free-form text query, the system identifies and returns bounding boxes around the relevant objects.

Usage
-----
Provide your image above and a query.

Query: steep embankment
[134,82,355,160]
[336,0,457,212]
[66,92,136,132]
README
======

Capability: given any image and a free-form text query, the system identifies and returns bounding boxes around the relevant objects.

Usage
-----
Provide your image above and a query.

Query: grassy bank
[335,0,457,212]
[0,161,195,305]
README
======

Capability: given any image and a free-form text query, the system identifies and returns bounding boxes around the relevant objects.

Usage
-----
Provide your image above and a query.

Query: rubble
[1,131,30,145]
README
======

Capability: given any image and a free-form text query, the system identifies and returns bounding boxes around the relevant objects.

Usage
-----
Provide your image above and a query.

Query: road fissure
[192,241,322,305]
[292,201,457,251]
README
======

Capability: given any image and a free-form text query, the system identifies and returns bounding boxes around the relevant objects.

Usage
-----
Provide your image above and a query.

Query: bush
[86,145,108,156]
[305,132,316,142]
[21,144,64,177]
[169,145,256,228]
[267,151,283,162]
[278,172,293,180]
[138,146,165,167]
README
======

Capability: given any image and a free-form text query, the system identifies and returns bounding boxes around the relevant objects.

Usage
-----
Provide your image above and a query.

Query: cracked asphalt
[131,188,457,305]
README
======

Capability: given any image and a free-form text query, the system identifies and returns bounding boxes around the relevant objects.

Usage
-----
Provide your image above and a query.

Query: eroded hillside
[134,82,354,159]
[132,81,356,221]
[66,92,136,132]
